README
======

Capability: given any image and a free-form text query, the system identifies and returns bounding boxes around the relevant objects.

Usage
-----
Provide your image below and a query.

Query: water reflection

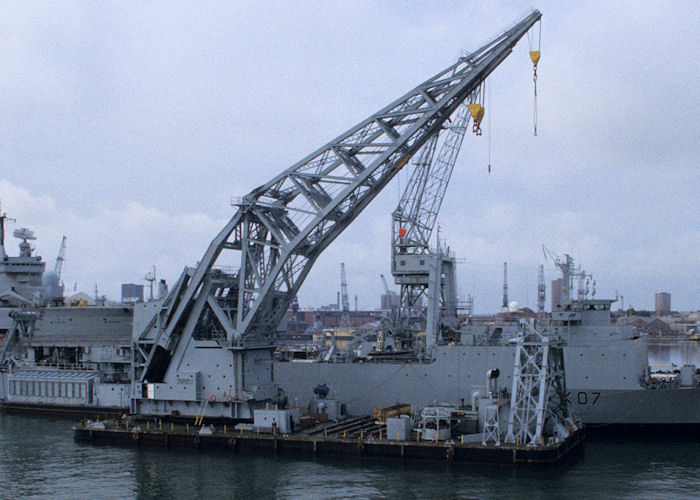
[648,339,700,367]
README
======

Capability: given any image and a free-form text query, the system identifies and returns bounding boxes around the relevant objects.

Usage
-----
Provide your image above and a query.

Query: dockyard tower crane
[132,10,542,419]
[502,262,509,310]
[390,100,468,349]
[339,263,350,328]
[54,236,67,282]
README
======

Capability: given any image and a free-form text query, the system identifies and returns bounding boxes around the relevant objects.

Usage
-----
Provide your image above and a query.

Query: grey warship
[274,253,700,427]
[0,209,132,415]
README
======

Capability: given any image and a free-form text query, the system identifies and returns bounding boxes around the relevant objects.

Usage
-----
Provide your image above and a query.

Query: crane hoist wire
[487,79,492,173]
[528,20,542,136]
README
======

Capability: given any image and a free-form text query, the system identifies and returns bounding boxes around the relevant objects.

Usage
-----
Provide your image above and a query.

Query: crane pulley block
[467,103,485,123]
[529,50,541,67]
[468,103,485,135]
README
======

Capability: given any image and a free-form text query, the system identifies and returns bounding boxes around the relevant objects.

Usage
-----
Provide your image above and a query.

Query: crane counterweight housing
[131,10,543,420]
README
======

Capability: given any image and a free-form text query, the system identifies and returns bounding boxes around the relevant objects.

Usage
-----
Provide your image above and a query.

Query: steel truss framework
[505,319,571,446]
[391,100,470,345]
[134,10,542,384]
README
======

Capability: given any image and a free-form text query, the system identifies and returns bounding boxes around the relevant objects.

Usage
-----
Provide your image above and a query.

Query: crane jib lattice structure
[133,11,542,412]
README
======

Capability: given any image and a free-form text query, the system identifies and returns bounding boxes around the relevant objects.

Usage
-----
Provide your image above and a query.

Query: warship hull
[274,341,700,426]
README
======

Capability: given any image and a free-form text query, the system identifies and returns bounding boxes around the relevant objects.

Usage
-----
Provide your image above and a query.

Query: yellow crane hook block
[468,103,484,123]
[468,103,485,135]
[529,50,540,67]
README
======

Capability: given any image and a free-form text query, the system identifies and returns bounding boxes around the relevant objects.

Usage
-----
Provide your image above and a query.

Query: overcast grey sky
[1,1,698,312]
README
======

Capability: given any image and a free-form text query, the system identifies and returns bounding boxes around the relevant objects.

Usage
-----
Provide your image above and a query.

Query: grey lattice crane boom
[380,274,390,295]
[134,10,542,386]
[391,99,471,257]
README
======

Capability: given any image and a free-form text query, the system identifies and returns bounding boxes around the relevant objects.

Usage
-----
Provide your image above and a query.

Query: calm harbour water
[648,339,700,367]
[0,413,698,499]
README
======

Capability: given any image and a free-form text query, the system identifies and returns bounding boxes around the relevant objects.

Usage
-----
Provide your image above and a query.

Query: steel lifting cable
[528,20,541,136]
[487,79,492,173]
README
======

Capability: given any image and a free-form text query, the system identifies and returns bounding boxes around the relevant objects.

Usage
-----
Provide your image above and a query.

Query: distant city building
[121,283,144,303]
[283,309,383,331]
[655,292,671,315]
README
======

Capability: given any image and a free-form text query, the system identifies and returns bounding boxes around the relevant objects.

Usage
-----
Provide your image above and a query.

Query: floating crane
[132,10,543,419]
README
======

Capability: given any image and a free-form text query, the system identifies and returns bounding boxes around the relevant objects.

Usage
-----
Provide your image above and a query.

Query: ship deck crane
[132,10,542,418]
[391,100,470,348]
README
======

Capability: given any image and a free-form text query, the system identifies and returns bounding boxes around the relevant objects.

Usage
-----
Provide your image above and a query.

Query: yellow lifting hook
[468,81,486,136]
[467,103,485,135]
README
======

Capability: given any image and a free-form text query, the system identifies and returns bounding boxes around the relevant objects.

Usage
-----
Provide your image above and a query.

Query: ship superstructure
[0,209,133,414]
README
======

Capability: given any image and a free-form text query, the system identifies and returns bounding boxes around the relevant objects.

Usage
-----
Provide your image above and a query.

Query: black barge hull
[74,424,585,465]
[1,401,127,418]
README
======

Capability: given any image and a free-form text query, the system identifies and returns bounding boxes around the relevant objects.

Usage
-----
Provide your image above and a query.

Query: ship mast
[0,203,16,260]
